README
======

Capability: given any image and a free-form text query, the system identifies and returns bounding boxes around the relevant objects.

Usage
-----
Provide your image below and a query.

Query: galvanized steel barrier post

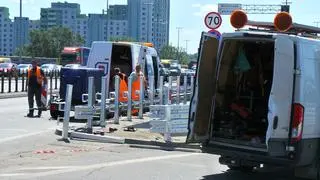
[21,69,25,92]
[164,106,172,142]
[114,75,120,124]
[8,70,11,93]
[62,84,73,141]
[168,76,172,105]
[49,71,53,99]
[87,77,94,133]
[149,75,154,105]
[1,72,3,93]
[183,75,187,104]
[54,70,58,90]
[176,76,180,104]
[100,76,107,127]
[159,76,164,105]
[138,75,144,119]
[15,72,18,92]
[190,76,194,96]
[127,76,132,121]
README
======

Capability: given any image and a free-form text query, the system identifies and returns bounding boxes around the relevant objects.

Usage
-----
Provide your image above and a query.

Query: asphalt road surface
[0,97,304,180]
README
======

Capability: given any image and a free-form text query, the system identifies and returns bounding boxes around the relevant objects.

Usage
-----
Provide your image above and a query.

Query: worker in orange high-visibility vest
[113,67,128,102]
[26,60,47,118]
[129,64,148,115]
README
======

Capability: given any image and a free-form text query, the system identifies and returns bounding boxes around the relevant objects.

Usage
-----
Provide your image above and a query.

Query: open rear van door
[266,35,295,153]
[187,32,220,143]
[87,42,112,95]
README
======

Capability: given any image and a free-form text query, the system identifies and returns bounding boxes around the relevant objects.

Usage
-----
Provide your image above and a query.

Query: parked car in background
[180,68,195,86]
[64,64,81,68]
[159,64,170,82]
[17,64,32,73]
[55,65,62,71]
[41,63,57,73]
[169,63,181,76]
[0,63,18,77]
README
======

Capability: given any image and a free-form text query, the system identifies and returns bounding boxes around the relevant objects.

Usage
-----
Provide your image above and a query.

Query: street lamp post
[185,40,190,53]
[176,27,183,60]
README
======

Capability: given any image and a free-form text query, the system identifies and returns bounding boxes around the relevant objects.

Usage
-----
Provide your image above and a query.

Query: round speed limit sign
[204,12,222,30]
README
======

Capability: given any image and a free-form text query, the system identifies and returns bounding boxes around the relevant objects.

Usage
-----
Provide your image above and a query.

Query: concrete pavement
[0,96,303,180]
[0,97,57,142]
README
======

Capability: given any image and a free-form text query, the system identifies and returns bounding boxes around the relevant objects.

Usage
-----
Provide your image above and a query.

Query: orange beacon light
[230,10,248,29]
[274,12,293,32]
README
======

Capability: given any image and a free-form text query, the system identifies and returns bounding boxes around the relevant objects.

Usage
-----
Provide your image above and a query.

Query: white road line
[0,128,54,144]
[0,153,200,178]
[0,129,29,132]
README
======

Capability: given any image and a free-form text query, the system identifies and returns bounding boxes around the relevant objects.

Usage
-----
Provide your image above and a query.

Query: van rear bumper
[201,142,294,166]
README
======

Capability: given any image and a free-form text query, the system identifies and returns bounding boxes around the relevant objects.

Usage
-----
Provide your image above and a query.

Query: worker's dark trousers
[28,86,42,116]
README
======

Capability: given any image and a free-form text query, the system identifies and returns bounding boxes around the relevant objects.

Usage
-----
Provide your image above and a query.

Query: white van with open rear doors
[86,41,160,96]
[187,10,320,179]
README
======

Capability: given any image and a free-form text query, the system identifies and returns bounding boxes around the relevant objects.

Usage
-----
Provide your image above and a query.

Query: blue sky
[1,0,319,54]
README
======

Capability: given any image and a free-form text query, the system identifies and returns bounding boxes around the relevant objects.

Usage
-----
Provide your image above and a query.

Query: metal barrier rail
[74,75,194,127]
[0,69,60,94]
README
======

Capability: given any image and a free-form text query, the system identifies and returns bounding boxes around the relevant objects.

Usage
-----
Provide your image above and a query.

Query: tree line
[16,27,197,64]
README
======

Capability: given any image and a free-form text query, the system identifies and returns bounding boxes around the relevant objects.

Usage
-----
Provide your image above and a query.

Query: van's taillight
[291,103,304,143]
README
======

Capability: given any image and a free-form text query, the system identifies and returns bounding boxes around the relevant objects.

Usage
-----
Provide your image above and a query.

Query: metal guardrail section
[73,75,194,126]
[0,68,60,94]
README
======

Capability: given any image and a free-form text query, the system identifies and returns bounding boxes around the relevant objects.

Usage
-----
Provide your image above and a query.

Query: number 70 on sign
[204,12,222,30]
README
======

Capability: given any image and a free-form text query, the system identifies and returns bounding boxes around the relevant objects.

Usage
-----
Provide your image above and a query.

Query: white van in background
[86,41,161,96]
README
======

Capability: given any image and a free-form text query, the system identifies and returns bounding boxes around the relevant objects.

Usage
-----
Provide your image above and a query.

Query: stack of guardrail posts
[149,103,190,143]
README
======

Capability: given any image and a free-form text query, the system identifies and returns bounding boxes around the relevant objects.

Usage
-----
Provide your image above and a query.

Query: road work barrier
[0,69,60,95]
[58,74,194,144]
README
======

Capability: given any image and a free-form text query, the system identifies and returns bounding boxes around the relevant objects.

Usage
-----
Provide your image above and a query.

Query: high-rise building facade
[108,5,127,20]
[0,7,14,56]
[128,0,170,50]
[153,0,170,50]
[86,14,108,46]
[14,17,29,51]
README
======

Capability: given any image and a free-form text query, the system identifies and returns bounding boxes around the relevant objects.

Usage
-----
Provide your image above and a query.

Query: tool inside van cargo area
[213,40,273,146]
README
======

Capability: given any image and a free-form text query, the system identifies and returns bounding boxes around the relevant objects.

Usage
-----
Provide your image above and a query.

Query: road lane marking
[0,128,54,144]
[0,129,29,132]
[0,153,200,178]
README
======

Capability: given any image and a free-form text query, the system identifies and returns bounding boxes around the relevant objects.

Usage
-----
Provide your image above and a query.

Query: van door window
[152,56,159,89]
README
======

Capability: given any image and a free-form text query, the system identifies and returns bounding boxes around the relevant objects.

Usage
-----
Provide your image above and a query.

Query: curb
[54,128,200,152]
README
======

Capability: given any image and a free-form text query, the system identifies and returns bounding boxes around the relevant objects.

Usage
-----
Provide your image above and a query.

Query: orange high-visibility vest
[28,66,43,85]
[131,74,142,101]
[118,73,128,102]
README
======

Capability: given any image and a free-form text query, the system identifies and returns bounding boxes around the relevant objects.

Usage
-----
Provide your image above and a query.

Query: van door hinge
[294,69,301,75]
